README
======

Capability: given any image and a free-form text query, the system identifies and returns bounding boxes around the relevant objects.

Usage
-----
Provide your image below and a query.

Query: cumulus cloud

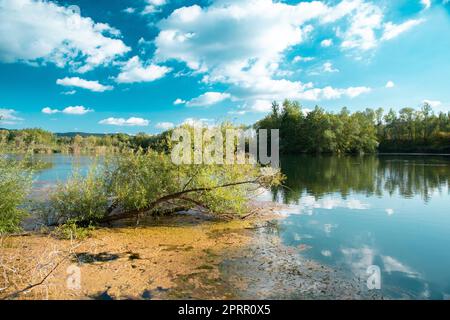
[186,92,232,107]
[155,122,175,130]
[173,98,186,105]
[42,107,60,115]
[339,1,383,50]
[154,0,374,107]
[56,77,113,92]
[0,0,130,73]
[99,117,150,126]
[41,106,93,115]
[0,108,23,124]
[116,56,171,83]
[298,86,371,101]
[63,106,93,115]
[385,80,395,88]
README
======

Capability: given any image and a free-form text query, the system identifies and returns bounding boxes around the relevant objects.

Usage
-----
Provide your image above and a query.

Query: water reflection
[271,155,450,299]
[271,155,450,203]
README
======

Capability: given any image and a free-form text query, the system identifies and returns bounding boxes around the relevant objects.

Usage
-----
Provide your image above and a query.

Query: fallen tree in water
[38,150,283,227]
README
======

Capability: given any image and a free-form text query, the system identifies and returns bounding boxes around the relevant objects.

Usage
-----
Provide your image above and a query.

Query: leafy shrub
[0,157,32,234]
[41,165,109,225]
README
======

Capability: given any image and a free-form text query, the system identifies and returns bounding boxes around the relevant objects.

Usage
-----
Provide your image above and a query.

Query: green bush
[0,157,32,234]
[41,165,109,225]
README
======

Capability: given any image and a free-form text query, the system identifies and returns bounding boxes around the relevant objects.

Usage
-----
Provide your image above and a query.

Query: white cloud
[0,0,130,73]
[228,109,247,115]
[42,107,60,115]
[116,56,171,83]
[298,86,371,101]
[142,0,167,15]
[385,80,395,88]
[186,92,232,107]
[61,90,77,95]
[0,108,23,124]
[155,0,373,106]
[340,1,383,51]
[421,0,431,10]
[336,1,425,51]
[381,19,425,41]
[323,62,339,73]
[385,208,394,215]
[41,105,93,115]
[155,122,175,130]
[250,100,273,113]
[182,118,214,127]
[99,117,150,126]
[56,77,113,92]
[123,7,136,14]
[63,106,93,115]
[321,39,333,47]
[293,55,314,63]
[173,98,186,105]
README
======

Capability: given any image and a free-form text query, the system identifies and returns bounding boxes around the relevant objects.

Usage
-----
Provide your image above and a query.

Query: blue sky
[0,0,449,134]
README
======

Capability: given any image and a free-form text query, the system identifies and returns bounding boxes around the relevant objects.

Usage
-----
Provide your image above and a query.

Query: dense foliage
[0,128,158,154]
[255,100,450,154]
[0,157,32,234]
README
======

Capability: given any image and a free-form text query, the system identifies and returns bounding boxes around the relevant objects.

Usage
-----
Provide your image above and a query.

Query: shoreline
[0,201,380,300]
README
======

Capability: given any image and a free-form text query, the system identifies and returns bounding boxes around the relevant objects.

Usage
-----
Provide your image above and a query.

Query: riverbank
[0,201,378,300]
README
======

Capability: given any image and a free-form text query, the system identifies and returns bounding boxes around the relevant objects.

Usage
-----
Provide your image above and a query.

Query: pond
[30,154,450,299]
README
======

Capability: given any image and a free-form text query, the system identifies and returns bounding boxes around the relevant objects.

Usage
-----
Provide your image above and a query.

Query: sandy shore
[0,201,379,300]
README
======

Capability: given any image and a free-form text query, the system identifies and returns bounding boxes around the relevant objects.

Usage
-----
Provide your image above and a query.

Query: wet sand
[0,201,380,300]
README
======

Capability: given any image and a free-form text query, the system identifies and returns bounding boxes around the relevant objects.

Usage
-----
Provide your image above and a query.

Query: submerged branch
[100,178,262,223]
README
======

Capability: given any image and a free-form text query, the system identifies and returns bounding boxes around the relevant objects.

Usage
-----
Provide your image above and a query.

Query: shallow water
[29,154,450,299]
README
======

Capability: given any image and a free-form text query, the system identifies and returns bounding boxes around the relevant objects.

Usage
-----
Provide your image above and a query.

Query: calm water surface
[32,154,450,299]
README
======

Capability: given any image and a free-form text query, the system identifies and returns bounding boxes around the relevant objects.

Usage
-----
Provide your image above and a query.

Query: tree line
[255,100,450,154]
[1,101,449,154]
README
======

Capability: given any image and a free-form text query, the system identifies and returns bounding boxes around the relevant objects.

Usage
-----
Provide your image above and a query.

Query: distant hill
[0,128,129,138]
